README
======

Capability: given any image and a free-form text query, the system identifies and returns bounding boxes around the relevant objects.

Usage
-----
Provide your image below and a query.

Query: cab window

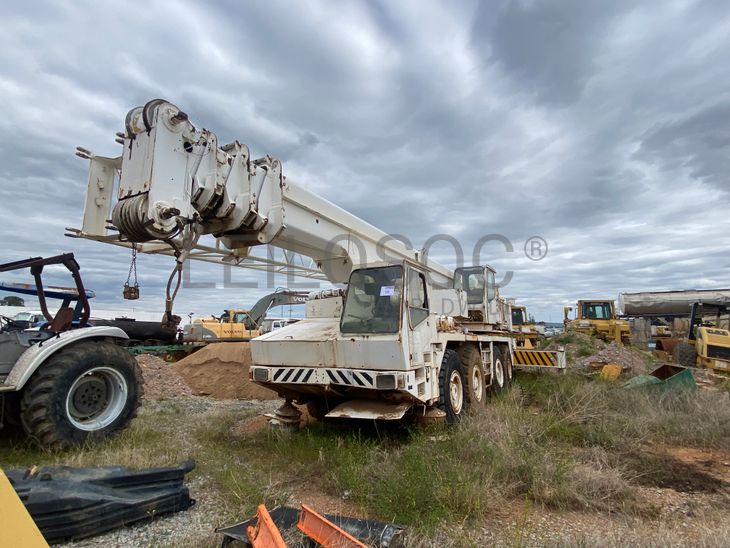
[453,267,485,305]
[341,266,402,334]
[408,268,429,326]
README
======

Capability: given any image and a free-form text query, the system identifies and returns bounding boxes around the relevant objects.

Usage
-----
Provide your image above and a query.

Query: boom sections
[71,99,452,286]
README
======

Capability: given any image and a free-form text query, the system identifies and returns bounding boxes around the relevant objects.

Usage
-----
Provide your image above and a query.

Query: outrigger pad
[6,460,196,544]
[217,505,405,547]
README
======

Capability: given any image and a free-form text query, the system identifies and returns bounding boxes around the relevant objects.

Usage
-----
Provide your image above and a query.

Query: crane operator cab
[453,266,509,328]
[340,265,403,334]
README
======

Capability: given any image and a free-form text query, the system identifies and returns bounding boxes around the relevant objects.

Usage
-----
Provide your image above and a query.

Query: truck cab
[250,260,514,420]
[510,304,540,348]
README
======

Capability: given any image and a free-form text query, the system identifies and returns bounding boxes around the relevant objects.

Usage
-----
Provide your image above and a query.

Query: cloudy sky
[1,0,728,322]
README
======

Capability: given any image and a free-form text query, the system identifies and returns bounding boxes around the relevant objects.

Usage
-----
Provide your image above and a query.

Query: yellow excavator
[564,299,630,344]
[510,303,540,348]
[183,289,309,342]
[673,303,730,373]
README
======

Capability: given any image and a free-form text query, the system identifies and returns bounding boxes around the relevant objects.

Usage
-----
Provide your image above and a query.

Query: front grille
[707,345,730,360]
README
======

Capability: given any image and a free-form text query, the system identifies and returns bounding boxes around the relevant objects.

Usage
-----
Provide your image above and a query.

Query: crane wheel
[457,344,486,406]
[673,342,696,368]
[491,346,510,395]
[20,340,143,449]
[438,349,467,424]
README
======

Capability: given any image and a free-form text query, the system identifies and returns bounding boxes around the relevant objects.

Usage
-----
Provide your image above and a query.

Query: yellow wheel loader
[673,303,730,373]
[564,300,630,344]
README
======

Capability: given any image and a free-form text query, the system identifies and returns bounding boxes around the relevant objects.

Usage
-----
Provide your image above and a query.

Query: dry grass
[1,372,729,546]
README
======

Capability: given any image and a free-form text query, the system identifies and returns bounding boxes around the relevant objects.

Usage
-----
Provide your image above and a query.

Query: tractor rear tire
[674,342,696,368]
[457,344,486,406]
[438,349,467,424]
[20,340,142,449]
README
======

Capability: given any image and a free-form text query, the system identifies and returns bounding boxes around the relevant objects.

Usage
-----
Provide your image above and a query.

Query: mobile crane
[68,99,562,424]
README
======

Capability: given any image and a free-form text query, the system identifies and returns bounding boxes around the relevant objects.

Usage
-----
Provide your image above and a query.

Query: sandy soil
[173,342,279,400]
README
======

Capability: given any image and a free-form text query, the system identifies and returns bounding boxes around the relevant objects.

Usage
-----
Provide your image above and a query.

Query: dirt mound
[574,343,649,372]
[545,331,652,372]
[136,354,193,399]
[173,342,278,400]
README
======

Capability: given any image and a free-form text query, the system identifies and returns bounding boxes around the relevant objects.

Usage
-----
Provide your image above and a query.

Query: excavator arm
[248,289,310,327]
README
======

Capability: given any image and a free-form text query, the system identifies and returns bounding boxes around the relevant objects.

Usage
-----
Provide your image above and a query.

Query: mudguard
[0,326,129,392]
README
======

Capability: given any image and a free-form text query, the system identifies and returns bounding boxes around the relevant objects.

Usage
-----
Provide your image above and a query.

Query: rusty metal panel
[325,400,412,420]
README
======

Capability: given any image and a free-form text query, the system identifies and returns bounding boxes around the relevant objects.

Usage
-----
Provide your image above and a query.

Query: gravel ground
[574,341,649,372]
[56,396,281,548]
[136,354,193,400]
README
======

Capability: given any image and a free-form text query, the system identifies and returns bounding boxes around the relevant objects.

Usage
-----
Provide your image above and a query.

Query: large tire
[674,342,696,368]
[20,340,142,449]
[438,349,467,424]
[502,346,514,387]
[0,392,24,440]
[491,345,509,395]
[457,344,486,406]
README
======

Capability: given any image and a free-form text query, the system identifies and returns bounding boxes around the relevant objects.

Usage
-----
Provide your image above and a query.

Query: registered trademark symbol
[524,236,548,261]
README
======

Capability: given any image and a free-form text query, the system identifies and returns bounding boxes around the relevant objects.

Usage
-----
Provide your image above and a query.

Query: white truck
[69,99,562,424]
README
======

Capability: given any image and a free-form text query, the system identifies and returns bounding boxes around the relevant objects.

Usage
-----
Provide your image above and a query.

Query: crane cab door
[406,267,434,369]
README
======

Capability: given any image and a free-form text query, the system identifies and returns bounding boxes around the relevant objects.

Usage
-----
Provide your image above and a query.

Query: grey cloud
[476,0,630,106]
[634,101,730,191]
[1,0,730,323]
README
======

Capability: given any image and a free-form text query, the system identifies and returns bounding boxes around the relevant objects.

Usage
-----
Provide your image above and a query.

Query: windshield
[454,267,485,305]
[512,308,526,325]
[232,312,257,330]
[582,302,612,320]
[13,312,33,321]
[341,266,402,334]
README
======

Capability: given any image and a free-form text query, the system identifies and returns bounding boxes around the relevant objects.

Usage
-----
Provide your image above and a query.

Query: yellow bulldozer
[564,299,630,344]
[673,303,730,373]
[183,289,309,343]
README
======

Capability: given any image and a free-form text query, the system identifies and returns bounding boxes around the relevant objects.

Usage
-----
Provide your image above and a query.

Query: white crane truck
[68,99,562,424]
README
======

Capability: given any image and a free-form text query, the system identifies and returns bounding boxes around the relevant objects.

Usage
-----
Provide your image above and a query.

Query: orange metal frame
[247,504,287,548]
[297,503,367,548]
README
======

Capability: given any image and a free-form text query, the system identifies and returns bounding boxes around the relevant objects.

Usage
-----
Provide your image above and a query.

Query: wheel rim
[471,366,484,402]
[65,367,128,431]
[449,370,464,414]
[494,359,505,388]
